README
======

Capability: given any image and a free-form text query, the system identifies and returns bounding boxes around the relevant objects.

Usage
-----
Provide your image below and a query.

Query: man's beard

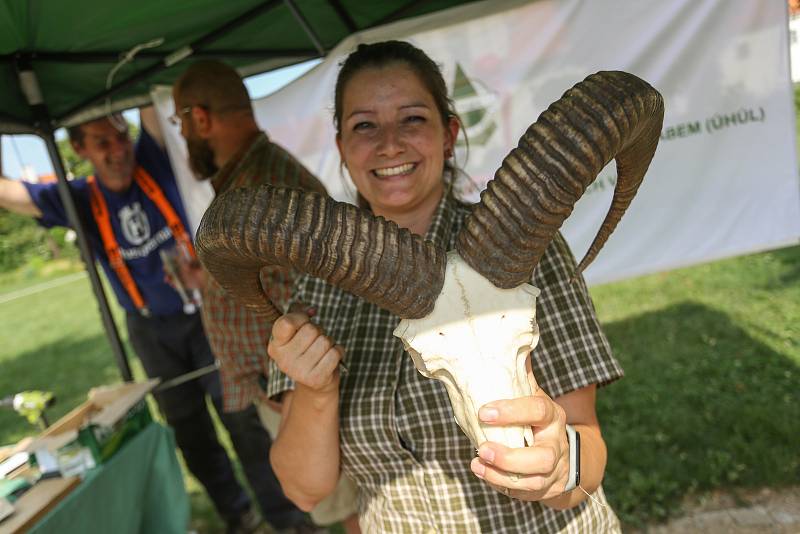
[187,137,218,179]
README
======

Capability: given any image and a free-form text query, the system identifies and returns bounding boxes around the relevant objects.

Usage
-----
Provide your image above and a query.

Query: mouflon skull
[394,251,540,448]
[195,71,664,450]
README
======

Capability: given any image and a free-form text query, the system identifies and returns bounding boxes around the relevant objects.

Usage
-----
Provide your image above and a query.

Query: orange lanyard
[87,167,196,315]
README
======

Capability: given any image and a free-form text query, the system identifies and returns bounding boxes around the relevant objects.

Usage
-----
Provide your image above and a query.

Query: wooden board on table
[0,477,80,534]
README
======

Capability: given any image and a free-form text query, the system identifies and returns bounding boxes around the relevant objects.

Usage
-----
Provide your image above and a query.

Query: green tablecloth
[30,422,189,534]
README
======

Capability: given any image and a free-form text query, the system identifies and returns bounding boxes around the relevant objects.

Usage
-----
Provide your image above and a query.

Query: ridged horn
[456,71,664,287]
[195,186,447,321]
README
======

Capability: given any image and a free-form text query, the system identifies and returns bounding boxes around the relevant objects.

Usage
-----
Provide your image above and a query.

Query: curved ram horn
[456,71,664,288]
[195,186,447,321]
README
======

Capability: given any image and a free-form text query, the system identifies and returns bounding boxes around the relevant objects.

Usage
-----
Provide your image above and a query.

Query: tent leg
[42,132,133,382]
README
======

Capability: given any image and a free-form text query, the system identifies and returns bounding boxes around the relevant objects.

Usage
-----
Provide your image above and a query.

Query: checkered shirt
[202,132,326,412]
[267,193,624,532]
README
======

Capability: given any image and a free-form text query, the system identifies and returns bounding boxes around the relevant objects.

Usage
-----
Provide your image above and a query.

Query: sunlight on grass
[0,257,84,295]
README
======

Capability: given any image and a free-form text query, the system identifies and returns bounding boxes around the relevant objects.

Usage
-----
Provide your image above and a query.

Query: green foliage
[0,210,78,272]
[0,211,45,271]
[795,83,800,159]
[794,83,800,114]
[56,135,93,177]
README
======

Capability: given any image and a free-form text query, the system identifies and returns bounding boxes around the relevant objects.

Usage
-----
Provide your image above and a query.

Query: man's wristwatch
[564,424,581,492]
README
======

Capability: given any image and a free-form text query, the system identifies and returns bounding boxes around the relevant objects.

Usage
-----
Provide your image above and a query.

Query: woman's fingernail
[478,447,495,463]
[479,406,499,422]
[471,461,485,478]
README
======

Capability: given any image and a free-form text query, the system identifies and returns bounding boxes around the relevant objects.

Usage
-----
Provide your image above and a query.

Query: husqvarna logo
[118,202,150,245]
[451,63,498,147]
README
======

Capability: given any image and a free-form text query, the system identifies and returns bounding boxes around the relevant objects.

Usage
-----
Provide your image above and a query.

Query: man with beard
[171,61,360,534]
[0,109,297,534]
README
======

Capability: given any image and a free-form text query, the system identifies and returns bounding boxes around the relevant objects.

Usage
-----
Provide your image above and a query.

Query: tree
[57,134,93,177]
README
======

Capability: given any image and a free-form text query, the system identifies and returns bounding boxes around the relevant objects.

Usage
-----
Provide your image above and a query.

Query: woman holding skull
[262,40,633,533]
[197,39,663,532]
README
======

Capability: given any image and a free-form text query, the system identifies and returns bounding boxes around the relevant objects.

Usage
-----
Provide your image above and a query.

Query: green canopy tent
[0,0,481,380]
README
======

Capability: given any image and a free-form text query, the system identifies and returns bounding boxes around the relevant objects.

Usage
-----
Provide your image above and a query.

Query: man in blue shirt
[0,109,307,534]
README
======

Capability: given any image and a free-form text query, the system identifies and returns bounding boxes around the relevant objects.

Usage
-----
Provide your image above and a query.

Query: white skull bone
[393,250,541,449]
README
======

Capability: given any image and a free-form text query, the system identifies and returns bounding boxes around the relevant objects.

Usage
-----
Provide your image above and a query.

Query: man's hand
[175,257,207,290]
[162,242,206,291]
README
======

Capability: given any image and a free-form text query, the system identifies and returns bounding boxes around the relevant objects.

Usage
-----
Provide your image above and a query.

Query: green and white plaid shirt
[268,193,623,533]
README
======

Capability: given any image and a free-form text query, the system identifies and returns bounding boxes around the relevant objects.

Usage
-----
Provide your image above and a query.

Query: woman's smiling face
[337,63,458,223]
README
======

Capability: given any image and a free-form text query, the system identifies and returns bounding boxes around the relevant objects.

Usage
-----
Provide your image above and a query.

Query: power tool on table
[0,391,55,429]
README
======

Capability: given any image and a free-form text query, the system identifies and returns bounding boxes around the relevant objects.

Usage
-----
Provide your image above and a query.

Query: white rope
[578,484,620,528]
[578,484,610,509]
[104,38,165,128]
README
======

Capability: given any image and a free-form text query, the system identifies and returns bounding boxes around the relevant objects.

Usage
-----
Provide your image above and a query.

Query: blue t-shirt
[24,129,191,316]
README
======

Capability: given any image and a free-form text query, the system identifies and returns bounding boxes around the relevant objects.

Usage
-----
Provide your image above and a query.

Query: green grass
[594,245,800,526]
[0,257,84,295]
[1,246,798,530]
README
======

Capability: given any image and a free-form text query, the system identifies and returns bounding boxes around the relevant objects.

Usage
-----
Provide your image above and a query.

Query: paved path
[635,486,800,533]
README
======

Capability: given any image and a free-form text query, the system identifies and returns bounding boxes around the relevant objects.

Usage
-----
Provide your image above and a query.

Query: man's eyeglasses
[168,106,196,126]
[168,103,247,126]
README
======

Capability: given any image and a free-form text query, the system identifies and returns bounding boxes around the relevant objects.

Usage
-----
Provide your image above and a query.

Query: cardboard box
[25,380,157,477]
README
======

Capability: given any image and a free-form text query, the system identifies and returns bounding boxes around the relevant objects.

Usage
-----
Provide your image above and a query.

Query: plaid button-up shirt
[202,132,326,412]
[268,193,624,532]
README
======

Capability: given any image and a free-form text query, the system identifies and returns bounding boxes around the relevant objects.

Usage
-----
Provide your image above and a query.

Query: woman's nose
[376,126,404,157]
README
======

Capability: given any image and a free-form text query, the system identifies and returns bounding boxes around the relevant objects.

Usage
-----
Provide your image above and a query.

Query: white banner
[159,0,800,285]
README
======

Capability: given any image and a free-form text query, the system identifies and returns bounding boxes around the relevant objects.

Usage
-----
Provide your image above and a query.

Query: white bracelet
[564,424,580,492]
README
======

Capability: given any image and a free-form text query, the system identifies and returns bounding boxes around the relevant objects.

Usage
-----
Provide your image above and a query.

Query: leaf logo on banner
[451,64,498,147]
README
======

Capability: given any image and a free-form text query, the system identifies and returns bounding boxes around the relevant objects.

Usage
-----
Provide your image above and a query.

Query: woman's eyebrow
[346,102,429,120]
[400,102,428,110]
[346,109,374,119]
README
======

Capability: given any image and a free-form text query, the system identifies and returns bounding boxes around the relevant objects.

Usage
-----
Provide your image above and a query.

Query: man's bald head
[174,60,252,114]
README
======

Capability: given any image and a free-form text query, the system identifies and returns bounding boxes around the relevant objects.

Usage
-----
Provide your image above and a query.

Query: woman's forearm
[270,386,342,511]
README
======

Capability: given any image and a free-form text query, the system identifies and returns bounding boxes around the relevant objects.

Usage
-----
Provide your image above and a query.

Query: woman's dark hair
[334,41,459,136]
[333,40,468,206]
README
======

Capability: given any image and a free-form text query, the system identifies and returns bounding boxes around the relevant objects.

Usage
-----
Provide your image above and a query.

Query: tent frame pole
[284,0,326,56]
[57,0,284,124]
[42,131,133,382]
[325,0,358,32]
[15,54,133,382]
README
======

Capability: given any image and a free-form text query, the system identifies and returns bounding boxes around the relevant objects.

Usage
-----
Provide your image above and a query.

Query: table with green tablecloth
[30,422,189,534]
